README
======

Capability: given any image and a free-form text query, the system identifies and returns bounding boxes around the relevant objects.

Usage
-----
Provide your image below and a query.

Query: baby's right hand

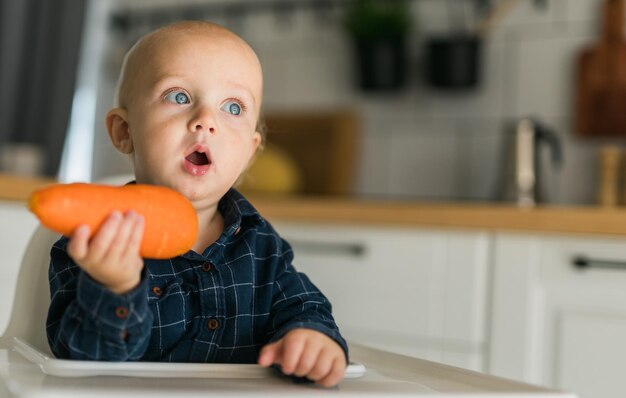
[67,210,145,295]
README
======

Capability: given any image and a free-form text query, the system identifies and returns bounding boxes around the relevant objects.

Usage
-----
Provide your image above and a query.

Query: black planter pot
[353,37,407,91]
[426,35,482,89]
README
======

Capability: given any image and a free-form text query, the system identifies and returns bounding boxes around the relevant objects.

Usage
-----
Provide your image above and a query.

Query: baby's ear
[106,108,133,154]
[250,131,263,157]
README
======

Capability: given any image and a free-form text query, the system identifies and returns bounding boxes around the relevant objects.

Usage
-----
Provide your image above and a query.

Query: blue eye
[164,90,190,104]
[221,101,242,116]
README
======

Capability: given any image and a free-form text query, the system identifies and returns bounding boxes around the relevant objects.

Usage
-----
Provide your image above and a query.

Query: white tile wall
[264,41,353,109]
[387,119,461,199]
[462,118,505,201]
[355,126,392,197]
[413,0,454,35]
[499,0,558,27]
[514,34,591,118]
[560,0,604,23]
[90,0,626,205]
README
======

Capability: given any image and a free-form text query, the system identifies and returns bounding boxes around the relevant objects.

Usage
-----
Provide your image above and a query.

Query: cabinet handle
[290,240,366,258]
[572,256,626,271]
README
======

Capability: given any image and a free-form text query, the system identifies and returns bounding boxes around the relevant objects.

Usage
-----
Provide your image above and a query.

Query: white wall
[88,0,617,205]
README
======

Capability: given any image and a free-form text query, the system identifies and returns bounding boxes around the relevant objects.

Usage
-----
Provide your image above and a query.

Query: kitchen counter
[249,194,626,237]
[3,174,626,237]
[0,173,55,202]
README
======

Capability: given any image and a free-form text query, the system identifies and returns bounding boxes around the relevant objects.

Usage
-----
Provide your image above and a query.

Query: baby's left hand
[258,328,346,387]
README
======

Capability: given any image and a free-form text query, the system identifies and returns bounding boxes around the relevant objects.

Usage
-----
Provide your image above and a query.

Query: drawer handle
[572,256,626,271]
[290,240,366,258]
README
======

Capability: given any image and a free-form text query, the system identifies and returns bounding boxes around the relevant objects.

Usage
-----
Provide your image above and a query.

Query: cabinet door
[274,221,490,371]
[490,233,626,398]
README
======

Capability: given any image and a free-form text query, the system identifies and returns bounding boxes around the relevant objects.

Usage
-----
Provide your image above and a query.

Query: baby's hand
[67,210,145,295]
[258,329,346,387]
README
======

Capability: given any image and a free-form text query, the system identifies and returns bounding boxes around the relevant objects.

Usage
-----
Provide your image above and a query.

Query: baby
[46,20,348,387]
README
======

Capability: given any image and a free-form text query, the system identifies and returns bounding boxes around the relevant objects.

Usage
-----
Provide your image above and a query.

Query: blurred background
[2,0,625,205]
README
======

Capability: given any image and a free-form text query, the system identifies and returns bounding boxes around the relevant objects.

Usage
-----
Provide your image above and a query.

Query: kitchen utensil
[426,34,481,89]
[425,0,481,89]
[575,0,626,136]
[498,118,562,206]
[354,37,407,91]
[424,0,523,90]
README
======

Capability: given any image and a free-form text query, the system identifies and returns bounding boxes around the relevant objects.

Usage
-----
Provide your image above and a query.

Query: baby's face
[122,28,262,204]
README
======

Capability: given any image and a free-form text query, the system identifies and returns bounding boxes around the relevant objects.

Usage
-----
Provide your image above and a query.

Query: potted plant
[343,0,412,91]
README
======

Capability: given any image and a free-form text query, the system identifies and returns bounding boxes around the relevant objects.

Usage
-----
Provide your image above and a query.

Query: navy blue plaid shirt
[46,188,348,363]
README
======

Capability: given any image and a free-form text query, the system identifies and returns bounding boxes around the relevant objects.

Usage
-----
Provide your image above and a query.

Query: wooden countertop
[3,174,626,236]
[249,195,626,237]
[0,173,55,201]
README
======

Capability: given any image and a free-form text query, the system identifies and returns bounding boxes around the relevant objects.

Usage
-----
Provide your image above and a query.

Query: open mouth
[183,145,212,176]
[185,151,210,166]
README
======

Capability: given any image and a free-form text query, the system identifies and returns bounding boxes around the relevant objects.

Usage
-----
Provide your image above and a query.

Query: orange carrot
[28,183,198,259]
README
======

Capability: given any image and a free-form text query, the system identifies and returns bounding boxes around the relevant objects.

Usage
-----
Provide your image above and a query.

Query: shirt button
[201,262,213,272]
[151,286,163,297]
[115,306,129,319]
[207,318,220,330]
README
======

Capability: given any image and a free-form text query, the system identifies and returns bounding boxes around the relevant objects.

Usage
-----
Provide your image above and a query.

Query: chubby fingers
[81,210,123,265]
[291,341,347,388]
[258,340,283,368]
[67,224,91,261]
[109,211,144,260]
[315,356,346,388]
[67,211,144,267]
[292,339,322,377]
[126,212,144,255]
[258,334,309,373]
[258,330,347,387]
[285,342,345,387]
[305,349,336,383]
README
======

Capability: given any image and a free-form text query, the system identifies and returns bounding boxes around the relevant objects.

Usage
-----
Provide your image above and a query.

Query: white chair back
[4,227,59,355]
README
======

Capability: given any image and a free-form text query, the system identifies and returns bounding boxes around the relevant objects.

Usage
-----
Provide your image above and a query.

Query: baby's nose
[192,123,214,133]
[189,109,216,133]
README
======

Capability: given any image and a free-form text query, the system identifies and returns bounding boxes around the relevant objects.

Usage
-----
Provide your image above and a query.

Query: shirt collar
[218,188,266,236]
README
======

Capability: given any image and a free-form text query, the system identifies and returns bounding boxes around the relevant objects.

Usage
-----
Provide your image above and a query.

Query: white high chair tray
[12,337,366,379]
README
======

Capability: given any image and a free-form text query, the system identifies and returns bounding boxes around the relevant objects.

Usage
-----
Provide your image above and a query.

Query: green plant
[344,0,411,39]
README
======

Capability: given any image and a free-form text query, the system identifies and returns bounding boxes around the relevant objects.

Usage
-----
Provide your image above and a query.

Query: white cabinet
[490,232,626,398]
[274,221,491,372]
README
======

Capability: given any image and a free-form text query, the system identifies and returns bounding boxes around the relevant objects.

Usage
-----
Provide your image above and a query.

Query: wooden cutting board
[263,111,359,196]
[575,0,626,137]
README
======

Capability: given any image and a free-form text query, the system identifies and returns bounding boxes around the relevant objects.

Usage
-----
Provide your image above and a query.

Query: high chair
[3,226,59,356]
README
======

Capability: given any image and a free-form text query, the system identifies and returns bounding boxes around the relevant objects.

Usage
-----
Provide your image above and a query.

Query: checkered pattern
[46,188,348,363]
